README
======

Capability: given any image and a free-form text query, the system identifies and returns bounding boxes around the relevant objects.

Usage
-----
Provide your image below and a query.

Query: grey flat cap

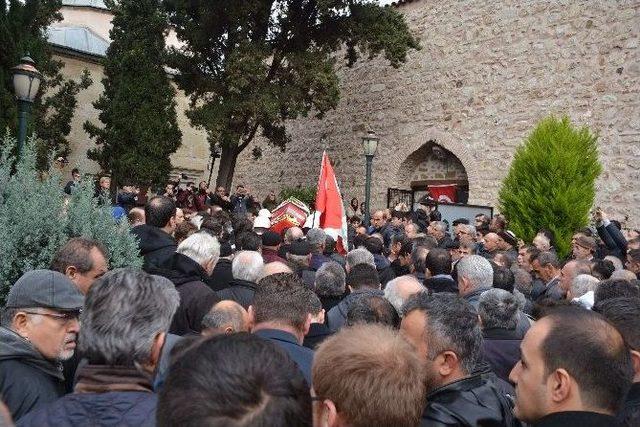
[5,269,84,311]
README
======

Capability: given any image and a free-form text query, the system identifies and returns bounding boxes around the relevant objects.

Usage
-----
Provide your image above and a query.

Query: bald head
[483,232,501,252]
[201,300,250,336]
[284,227,304,244]
[259,261,293,281]
[384,275,426,315]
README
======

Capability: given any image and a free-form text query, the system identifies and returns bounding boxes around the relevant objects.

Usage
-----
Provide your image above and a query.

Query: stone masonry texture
[231,0,640,229]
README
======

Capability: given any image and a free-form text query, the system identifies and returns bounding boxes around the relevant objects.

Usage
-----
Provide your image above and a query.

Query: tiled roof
[47,26,109,58]
[61,0,108,9]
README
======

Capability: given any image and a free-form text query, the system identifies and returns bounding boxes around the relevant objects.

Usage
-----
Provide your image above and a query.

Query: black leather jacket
[421,373,522,427]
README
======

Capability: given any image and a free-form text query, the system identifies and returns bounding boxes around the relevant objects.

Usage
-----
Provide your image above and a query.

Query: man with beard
[0,270,84,420]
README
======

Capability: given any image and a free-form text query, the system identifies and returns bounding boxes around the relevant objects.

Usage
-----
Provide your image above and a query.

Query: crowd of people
[1,174,640,426]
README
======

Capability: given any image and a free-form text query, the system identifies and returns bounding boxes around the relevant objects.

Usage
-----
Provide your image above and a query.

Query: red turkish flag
[428,184,457,203]
[315,152,348,254]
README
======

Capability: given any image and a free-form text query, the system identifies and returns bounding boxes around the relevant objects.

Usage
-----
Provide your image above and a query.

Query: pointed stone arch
[395,129,482,204]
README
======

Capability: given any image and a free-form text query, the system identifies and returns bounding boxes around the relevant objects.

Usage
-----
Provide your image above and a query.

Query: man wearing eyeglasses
[0,269,84,421]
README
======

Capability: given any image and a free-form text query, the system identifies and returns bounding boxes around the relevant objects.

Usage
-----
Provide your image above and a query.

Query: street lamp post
[206,143,222,188]
[11,55,42,160]
[362,130,379,227]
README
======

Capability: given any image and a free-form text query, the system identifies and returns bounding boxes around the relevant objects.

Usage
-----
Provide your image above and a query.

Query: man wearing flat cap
[573,235,597,262]
[0,270,84,420]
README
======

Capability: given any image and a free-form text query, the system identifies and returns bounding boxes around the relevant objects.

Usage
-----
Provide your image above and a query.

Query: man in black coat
[427,221,455,249]
[130,196,178,271]
[509,306,632,427]
[149,232,221,335]
[401,292,520,427]
[0,270,84,421]
[327,263,383,333]
[217,251,264,308]
[478,288,522,384]
[424,248,457,293]
[251,273,317,385]
[594,297,640,427]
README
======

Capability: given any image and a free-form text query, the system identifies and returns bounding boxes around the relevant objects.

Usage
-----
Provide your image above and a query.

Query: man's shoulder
[18,391,157,427]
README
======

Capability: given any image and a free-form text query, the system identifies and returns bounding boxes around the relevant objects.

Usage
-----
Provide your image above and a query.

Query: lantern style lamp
[12,55,43,160]
[361,130,379,227]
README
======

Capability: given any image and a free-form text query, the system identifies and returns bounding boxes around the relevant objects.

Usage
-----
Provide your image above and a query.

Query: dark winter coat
[421,373,521,427]
[618,382,640,427]
[0,327,66,421]
[17,365,157,427]
[262,248,287,265]
[597,220,628,261]
[130,224,177,271]
[532,412,620,427]
[481,328,522,385]
[254,329,314,386]
[319,294,344,314]
[424,275,458,293]
[373,254,396,288]
[310,253,332,271]
[16,391,157,427]
[148,253,220,335]
[534,277,564,302]
[217,278,258,309]
[302,323,333,350]
[207,258,233,291]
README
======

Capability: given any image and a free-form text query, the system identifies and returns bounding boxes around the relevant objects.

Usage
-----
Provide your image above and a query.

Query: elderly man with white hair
[456,254,494,310]
[149,232,222,335]
[217,251,264,309]
[568,274,600,309]
[384,275,425,316]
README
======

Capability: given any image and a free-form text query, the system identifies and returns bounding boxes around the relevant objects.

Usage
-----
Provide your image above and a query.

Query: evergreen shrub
[279,187,317,208]
[0,134,142,303]
[498,116,602,258]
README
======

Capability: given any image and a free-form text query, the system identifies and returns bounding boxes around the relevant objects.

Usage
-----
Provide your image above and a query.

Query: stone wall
[233,0,640,229]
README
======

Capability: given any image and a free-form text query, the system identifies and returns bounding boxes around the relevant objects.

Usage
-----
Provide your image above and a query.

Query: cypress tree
[84,0,181,188]
[498,116,602,258]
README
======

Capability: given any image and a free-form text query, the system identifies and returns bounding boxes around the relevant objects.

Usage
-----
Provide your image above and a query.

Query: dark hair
[411,245,429,274]
[346,294,400,328]
[398,240,414,257]
[628,249,640,263]
[236,231,262,251]
[324,235,336,255]
[452,218,469,226]
[157,333,311,426]
[363,236,384,255]
[50,237,108,274]
[231,213,253,235]
[391,210,404,220]
[390,232,408,247]
[71,168,79,175]
[346,263,380,290]
[591,259,615,280]
[541,306,633,413]
[174,222,198,244]
[412,235,438,250]
[252,273,315,330]
[403,292,482,374]
[530,251,560,269]
[352,233,368,249]
[594,279,640,304]
[593,297,640,350]
[424,248,452,276]
[492,266,515,293]
[429,209,442,222]
[145,196,176,228]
